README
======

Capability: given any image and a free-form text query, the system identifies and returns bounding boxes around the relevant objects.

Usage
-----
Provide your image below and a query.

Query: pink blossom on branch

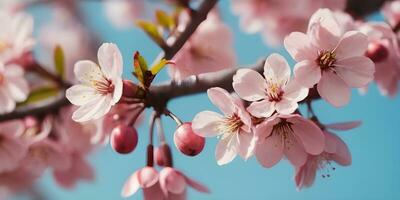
[0,62,29,114]
[0,120,27,173]
[359,22,400,97]
[382,0,400,29]
[255,114,325,168]
[192,87,256,165]
[0,10,35,63]
[103,0,144,29]
[169,11,237,81]
[284,9,375,107]
[231,0,346,46]
[295,121,360,189]
[66,43,123,122]
[233,53,308,118]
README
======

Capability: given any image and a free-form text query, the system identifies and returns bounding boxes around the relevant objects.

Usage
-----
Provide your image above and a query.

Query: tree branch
[0,0,389,122]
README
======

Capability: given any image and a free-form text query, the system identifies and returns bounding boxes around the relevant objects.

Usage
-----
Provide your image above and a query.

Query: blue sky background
[16,1,400,199]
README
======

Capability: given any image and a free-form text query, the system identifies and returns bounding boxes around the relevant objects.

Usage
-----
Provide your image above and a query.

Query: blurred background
[11,0,400,199]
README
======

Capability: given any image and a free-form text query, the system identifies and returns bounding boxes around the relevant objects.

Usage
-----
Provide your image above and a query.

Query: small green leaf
[150,59,171,75]
[18,87,59,106]
[133,51,151,86]
[136,20,165,46]
[54,45,65,79]
[155,10,175,30]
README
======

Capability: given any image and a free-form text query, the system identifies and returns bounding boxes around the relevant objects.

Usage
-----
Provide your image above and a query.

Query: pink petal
[295,157,318,190]
[263,53,291,84]
[237,131,256,160]
[215,135,238,165]
[308,9,341,50]
[317,71,351,107]
[255,131,284,168]
[293,60,321,88]
[325,121,361,131]
[335,31,368,59]
[283,80,309,102]
[232,69,266,101]
[275,99,298,115]
[192,111,223,137]
[330,134,352,166]
[289,116,324,155]
[284,32,316,61]
[159,167,186,195]
[207,87,236,116]
[185,176,210,193]
[142,183,165,200]
[0,137,27,173]
[121,172,140,197]
[137,167,159,188]
[284,139,308,167]
[247,100,275,118]
[323,131,338,153]
[335,56,375,88]
[97,43,123,78]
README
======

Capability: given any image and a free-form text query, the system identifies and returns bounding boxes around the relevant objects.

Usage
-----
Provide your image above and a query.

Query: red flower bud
[122,80,140,98]
[155,143,173,166]
[366,41,389,63]
[174,122,205,156]
[111,125,138,154]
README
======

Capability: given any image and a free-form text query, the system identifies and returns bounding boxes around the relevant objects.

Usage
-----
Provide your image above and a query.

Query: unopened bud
[366,41,389,63]
[110,124,138,154]
[174,122,205,156]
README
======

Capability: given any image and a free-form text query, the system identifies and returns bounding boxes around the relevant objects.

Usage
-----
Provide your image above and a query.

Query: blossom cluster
[192,8,376,189]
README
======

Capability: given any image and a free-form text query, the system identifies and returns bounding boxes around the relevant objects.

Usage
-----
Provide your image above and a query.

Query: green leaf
[155,10,175,30]
[150,59,170,75]
[18,87,59,106]
[54,45,65,79]
[133,52,145,84]
[136,20,165,46]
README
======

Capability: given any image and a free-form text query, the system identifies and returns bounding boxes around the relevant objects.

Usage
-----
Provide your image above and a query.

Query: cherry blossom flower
[284,9,375,107]
[66,43,123,122]
[382,0,400,29]
[0,62,29,114]
[233,53,308,118]
[103,0,144,29]
[255,114,324,168]
[192,87,256,165]
[169,11,236,81]
[0,120,27,173]
[359,22,400,97]
[295,121,360,189]
[121,166,161,199]
[231,0,346,46]
[159,167,209,199]
[0,10,35,62]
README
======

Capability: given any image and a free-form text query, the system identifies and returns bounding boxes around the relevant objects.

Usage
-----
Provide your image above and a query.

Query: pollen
[317,50,336,69]
[216,114,244,138]
[92,77,114,95]
[271,120,295,150]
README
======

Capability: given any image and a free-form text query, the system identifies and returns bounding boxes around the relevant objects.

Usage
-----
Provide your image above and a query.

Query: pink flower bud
[122,80,145,99]
[366,41,389,63]
[111,124,138,154]
[174,122,205,156]
[154,146,166,166]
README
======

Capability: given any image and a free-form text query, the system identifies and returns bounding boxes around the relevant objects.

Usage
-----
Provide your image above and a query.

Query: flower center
[266,83,284,102]
[216,114,244,138]
[271,120,295,150]
[92,78,114,95]
[316,50,336,70]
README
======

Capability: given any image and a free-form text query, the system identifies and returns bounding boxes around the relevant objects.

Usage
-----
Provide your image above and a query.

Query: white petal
[74,60,104,85]
[97,43,123,78]
[72,96,112,122]
[263,53,291,85]
[66,85,98,106]
[192,111,223,137]
[215,135,238,165]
